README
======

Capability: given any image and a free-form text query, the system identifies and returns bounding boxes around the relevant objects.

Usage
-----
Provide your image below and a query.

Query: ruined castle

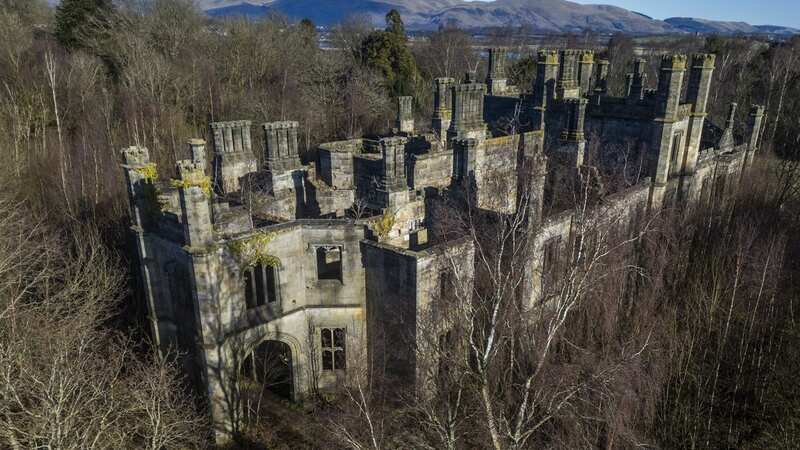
[121,48,764,440]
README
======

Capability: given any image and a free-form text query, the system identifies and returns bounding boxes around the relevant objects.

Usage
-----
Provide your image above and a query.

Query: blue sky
[569,0,800,28]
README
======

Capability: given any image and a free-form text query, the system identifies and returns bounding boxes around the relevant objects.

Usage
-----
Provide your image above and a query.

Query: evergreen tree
[385,9,405,39]
[360,10,417,96]
[55,0,113,51]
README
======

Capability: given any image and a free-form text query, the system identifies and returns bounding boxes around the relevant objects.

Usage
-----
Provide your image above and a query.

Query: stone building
[121,48,764,441]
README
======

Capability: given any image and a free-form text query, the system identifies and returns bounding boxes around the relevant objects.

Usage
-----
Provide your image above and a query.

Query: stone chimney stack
[628,58,648,102]
[210,120,257,194]
[594,59,610,94]
[532,50,559,130]
[557,50,580,99]
[395,96,414,134]
[432,77,455,141]
[263,121,301,172]
[175,160,213,249]
[379,136,409,208]
[577,50,594,96]
[188,139,207,168]
[486,48,508,95]
[447,81,487,143]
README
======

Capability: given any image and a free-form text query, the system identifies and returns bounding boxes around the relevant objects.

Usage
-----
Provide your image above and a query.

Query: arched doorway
[240,340,294,401]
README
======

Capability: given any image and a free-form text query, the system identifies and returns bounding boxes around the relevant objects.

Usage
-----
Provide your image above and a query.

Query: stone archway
[240,340,293,400]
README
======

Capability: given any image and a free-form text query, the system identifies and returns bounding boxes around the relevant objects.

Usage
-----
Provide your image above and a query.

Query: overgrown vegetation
[1,0,800,448]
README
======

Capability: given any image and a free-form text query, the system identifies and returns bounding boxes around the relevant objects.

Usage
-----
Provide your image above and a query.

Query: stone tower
[432,77,455,142]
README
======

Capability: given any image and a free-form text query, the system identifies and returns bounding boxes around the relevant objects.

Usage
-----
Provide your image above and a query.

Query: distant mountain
[203,0,798,36]
[665,17,799,36]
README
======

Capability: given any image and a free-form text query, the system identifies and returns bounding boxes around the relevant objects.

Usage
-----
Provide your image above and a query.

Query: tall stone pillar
[175,160,213,249]
[453,137,478,187]
[650,55,687,208]
[655,55,687,120]
[559,98,588,161]
[577,50,594,97]
[121,146,165,354]
[486,47,508,95]
[532,50,559,131]
[594,59,610,94]
[628,58,647,103]
[210,120,257,194]
[747,105,765,152]
[395,96,414,134]
[684,53,715,174]
[432,77,455,142]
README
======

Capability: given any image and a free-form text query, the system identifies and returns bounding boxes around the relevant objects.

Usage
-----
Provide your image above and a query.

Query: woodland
[1,0,800,448]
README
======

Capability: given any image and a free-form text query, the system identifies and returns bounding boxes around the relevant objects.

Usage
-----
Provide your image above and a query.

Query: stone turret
[210,120,257,194]
[655,55,687,120]
[432,77,455,141]
[447,79,487,143]
[395,96,414,134]
[532,50,559,131]
[175,160,213,249]
[684,53,716,174]
[577,50,594,97]
[486,48,508,95]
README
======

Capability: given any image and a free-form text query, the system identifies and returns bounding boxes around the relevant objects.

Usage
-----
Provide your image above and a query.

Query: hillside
[203,0,798,36]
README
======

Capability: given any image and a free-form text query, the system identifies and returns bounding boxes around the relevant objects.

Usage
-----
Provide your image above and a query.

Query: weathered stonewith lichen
[121,47,759,444]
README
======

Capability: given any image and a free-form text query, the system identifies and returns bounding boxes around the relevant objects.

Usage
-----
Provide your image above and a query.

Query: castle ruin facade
[121,48,764,441]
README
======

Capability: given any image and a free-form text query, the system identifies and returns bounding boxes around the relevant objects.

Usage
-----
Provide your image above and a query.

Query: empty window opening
[244,264,280,309]
[316,246,343,281]
[542,236,562,290]
[241,340,293,400]
[670,132,683,172]
[321,328,346,371]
